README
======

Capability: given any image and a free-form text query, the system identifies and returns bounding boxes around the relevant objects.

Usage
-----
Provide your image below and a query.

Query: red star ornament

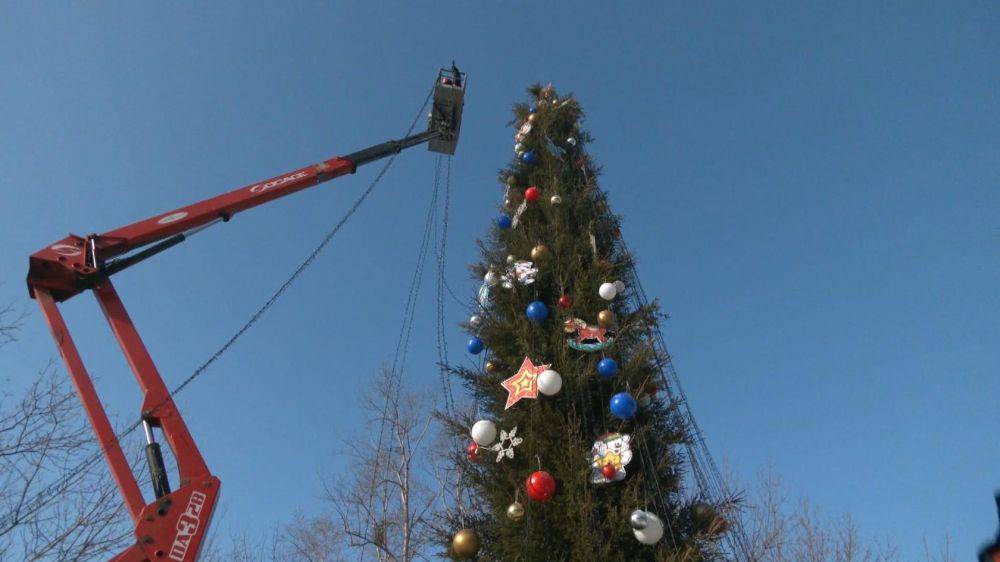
[501,356,551,410]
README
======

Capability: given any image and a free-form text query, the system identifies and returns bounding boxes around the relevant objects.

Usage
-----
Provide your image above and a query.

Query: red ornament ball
[466,442,479,462]
[524,186,540,202]
[557,295,572,309]
[525,470,556,502]
[602,464,617,479]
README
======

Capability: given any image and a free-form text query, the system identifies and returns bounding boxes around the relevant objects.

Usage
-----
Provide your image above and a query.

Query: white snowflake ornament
[488,426,523,463]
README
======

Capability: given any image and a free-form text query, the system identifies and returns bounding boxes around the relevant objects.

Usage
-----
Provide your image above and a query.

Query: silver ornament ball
[566,137,577,146]
[469,315,483,328]
[630,509,649,530]
[550,195,562,205]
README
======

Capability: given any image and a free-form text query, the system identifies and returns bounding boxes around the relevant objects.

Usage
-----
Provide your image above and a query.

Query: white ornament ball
[613,280,626,294]
[566,137,577,146]
[484,270,499,287]
[537,369,563,396]
[514,142,524,153]
[469,315,483,328]
[633,511,664,545]
[470,420,497,446]
[598,282,618,301]
[550,195,562,205]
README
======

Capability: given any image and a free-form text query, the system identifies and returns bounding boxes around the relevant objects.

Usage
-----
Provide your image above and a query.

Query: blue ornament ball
[610,392,638,420]
[521,150,537,165]
[497,215,513,229]
[466,336,485,355]
[597,358,619,378]
[529,105,537,114]
[525,301,549,324]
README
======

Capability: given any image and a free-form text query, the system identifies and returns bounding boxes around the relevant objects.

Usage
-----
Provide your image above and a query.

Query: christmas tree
[439,84,728,561]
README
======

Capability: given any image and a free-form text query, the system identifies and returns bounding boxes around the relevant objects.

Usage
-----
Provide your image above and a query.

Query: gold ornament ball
[530,244,550,262]
[527,113,537,123]
[485,361,499,373]
[597,310,615,328]
[507,254,516,264]
[506,501,525,522]
[451,528,481,559]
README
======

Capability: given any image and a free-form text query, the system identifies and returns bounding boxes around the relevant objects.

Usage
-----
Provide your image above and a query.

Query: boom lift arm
[24,67,464,562]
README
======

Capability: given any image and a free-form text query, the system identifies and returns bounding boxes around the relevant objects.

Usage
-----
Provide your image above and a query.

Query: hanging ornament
[630,509,649,530]
[597,309,615,328]
[564,317,615,352]
[598,282,618,300]
[550,194,562,205]
[566,136,577,146]
[498,215,513,229]
[516,121,533,139]
[466,441,479,462]
[528,105,537,114]
[469,314,483,328]
[527,113,537,123]
[524,186,540,202]
[500,260,538,288]
[484,270,499,286]
[530,244,550,262]
[521,150,537,165]
[487,426,523,462]
[506,500,525,522]
[631,511,664,545]
[525,301,549,324]
[506,254,516,264]
[610,392,638,420]
[557,294,572,309]
[511,199,528,228]
[638,385,658,408]
[597,357,619,378]
[485,360,499,373]
[451,528,481,558]
[525,470,556,502]
[589,432,632,484]
[514,142,524,154]
[537,369,562,396]
[691,502,717,529]
[500,356,550,409]
[613,280,626,294]
[466,336,485,355]
[544,136,566,158]
[470,420,497,446]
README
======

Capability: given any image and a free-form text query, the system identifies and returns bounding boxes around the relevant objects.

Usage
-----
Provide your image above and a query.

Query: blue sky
[1,2,997,559]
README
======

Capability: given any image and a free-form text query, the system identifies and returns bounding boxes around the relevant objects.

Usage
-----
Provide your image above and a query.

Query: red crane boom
[24,67,465,562]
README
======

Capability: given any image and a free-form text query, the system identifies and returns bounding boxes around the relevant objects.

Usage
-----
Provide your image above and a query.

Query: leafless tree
[318,365,439,562]
[0,305,134,560]
[737,467,954,562]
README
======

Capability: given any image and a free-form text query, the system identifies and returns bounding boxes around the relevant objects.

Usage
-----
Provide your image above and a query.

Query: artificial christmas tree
[440,84,728,561]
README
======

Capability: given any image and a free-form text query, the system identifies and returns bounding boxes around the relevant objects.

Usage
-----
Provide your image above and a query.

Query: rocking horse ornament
[564,317,615,352]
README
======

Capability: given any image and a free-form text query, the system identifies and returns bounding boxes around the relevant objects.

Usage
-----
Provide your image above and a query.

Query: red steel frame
[25,66,463,560]
[28,154,357,561]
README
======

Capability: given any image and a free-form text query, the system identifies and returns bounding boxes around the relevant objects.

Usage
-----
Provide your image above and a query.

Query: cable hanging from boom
[0,85,437,538]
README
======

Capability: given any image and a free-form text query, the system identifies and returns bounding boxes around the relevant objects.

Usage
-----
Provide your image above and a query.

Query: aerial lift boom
[24,67,465,562]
